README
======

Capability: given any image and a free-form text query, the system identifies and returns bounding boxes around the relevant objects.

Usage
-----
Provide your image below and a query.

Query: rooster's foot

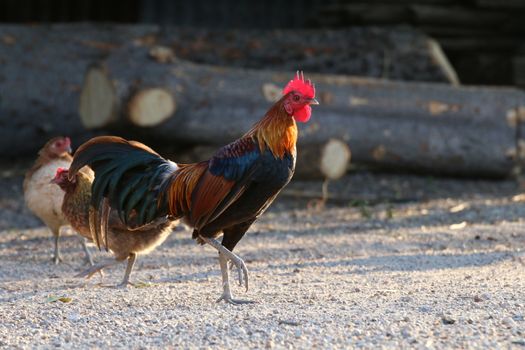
[215,250,254,305]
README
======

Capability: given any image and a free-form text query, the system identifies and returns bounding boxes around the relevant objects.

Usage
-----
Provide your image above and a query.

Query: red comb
[283,71,315,99]
[55,167,68,176]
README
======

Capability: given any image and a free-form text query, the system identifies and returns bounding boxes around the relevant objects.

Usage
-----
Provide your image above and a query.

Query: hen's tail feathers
[70,136,177,250]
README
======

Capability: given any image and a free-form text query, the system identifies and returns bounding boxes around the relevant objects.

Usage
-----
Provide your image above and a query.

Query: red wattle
[293,105,311,123]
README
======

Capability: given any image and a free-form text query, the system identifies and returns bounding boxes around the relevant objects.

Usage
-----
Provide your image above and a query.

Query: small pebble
[442,316,456,325]
[418,306,432,313]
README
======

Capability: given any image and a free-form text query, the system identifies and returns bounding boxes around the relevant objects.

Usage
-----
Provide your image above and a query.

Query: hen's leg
[116,253,137,288]
[80,237,94,266]
[75,259,118,279]
[51,229,62,265]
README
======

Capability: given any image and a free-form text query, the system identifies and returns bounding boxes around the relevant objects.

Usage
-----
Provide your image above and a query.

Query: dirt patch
[1,169,524,348]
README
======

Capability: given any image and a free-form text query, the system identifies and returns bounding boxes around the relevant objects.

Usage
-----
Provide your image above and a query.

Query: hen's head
[51,167,75,191]
[282,71,318,123]
[41,136,72,158]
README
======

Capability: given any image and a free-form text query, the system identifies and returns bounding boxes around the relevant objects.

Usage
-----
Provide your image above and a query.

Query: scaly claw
[201,236,254,303]
[228,255,249,291]
[228,260,245,287]
[226,257,247,288]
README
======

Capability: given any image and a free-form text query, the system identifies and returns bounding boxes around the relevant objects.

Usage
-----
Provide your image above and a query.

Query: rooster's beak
[50,178,57,184]
[309,98,319,105]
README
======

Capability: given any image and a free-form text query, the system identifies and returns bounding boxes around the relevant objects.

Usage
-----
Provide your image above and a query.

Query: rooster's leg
[216,252,255,305]
[116,253,137,288]
[80,237,94,266]
[201,236,248,290]
[200,236,253,303]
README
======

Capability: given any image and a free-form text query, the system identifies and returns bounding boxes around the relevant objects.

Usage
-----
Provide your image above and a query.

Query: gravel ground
[1,168,524,349]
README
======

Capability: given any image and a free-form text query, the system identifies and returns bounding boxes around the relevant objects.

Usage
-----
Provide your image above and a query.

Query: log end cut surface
[79,66,117,129]
[320,139,351,180]
[128,88,176,127]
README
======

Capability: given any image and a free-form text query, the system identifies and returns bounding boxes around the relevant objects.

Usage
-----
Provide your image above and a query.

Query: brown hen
[52,168,176,287]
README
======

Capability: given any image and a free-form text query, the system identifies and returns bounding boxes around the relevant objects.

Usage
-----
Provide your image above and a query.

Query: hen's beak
[50,178,58,184]
[309,98,319,105]
[66,146,72,154]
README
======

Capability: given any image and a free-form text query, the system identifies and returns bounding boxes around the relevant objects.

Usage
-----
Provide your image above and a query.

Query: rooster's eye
[293,95,300,102]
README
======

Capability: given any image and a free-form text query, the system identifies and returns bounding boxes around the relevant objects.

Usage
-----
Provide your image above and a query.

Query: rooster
[52,168,176,287]
[23,136,93,265]
[69,72,318,303]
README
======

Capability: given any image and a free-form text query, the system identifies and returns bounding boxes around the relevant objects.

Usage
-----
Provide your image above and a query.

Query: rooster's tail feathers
[70,136,177,249]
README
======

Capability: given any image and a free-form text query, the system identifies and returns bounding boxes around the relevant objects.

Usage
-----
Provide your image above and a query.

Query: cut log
[296,140,352,180]
[1,24,524,178]
[476,0,525,8]
[410,5,509,27]
[0,23,457,157]
[82,43,524,177]
[0,24,159,157]
[162,26,456,84]
[128,88,176,127]
[426,39,460,86]
[79,65,118,129]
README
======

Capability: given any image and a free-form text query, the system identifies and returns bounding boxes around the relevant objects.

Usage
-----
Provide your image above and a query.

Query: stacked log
[78,43,525,178]
[315,1,525,87]
[0,23,457,156]
[2,24,525,179]
[0,24,159,155]
[160,27,458,84]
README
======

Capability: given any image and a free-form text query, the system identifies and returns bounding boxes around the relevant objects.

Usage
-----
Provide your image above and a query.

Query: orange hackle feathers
[247,102,298,159]
[245,71,319,158]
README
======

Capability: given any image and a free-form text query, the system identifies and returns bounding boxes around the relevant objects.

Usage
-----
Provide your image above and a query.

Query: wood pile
[1,24,525,179]
[0,23,456,157]
[314,0,525,87]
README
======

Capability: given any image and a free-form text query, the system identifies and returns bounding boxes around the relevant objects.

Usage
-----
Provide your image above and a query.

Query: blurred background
[1,0,525,180]
[2,0,525,86]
